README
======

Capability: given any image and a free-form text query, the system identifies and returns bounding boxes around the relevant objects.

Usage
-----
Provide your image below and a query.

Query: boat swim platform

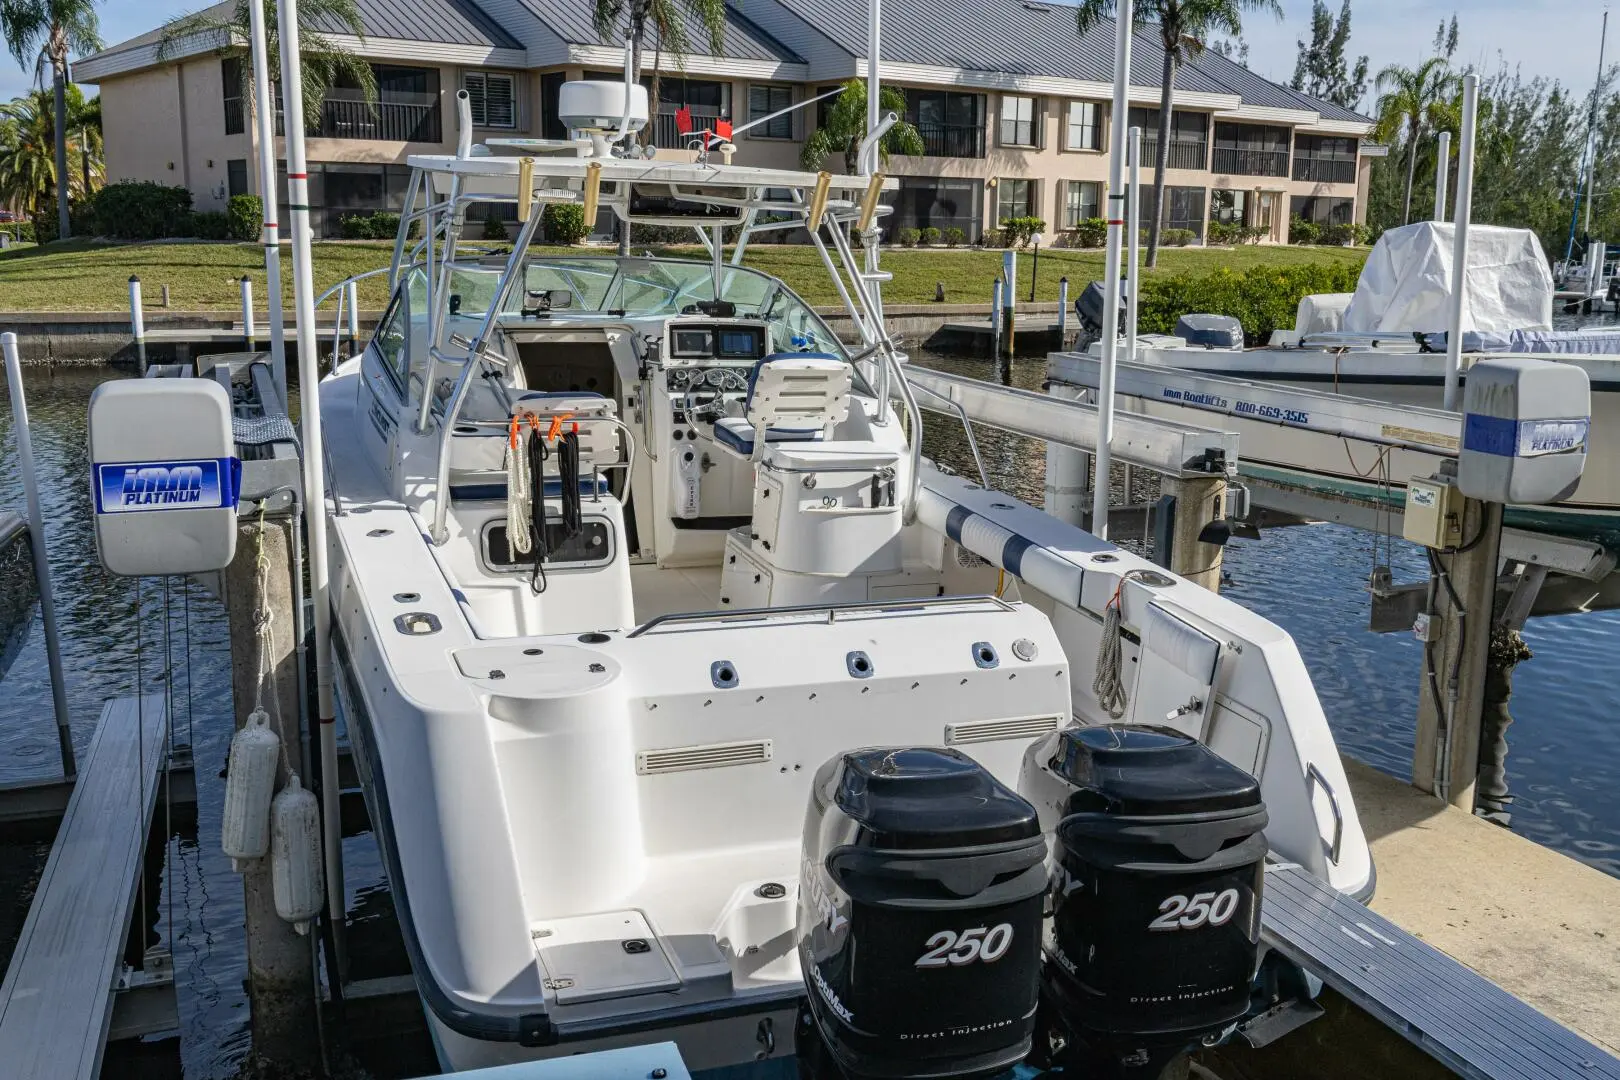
[0,695,181,1080]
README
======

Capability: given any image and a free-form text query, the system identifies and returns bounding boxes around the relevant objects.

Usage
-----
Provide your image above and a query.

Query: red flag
[675,106,693,134]
[714,118,733,141]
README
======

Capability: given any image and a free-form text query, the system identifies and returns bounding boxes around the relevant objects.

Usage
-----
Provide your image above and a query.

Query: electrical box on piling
[89,379,240,575]
[1457,357,1590,506]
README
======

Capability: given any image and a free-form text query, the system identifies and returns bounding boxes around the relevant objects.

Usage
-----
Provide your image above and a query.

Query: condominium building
[77,0,1376,241]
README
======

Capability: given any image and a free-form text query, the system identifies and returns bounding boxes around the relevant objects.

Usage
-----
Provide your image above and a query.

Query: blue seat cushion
[712,417,823,456]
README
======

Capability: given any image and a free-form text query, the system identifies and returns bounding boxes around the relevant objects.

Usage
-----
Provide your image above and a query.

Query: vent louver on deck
[944,715,1063,745]
[636,739,773,775]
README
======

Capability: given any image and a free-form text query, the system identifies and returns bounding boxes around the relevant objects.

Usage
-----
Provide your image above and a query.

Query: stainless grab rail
[626,593,1016,639]
[1305,762,1345,865]
[909,380,990,489]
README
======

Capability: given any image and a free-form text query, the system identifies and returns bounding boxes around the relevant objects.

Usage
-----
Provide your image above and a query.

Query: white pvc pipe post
[247,0,287,405]
[128,275,146,369]
[1433,131,1451,223]
[991,278,1003,356]
[1057,276,1069,340]
[3,332,75,779]
[1443,74,1478,413]
[241,276,256,350]
[276,0,344,941]
[1094,0,1133,539]
[1126,126,1142,365]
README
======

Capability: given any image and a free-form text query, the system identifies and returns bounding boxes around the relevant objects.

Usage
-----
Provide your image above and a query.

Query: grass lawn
[0,237,1368,314]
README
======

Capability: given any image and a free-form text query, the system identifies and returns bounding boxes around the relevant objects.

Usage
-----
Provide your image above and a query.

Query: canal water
[0,347,1617,1078]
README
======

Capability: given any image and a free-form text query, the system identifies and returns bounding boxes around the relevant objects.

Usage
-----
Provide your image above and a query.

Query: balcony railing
[652,108,723,150]
[1141,139,1208,171]
[911,122,986,159]
[1293,156,1358,184]
[276,94,441,143]
[1212,147,1290,177]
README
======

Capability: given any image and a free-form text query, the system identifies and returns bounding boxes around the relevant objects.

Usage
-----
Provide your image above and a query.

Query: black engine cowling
[1019,725,1269,1077]
[796,747,1049,1080]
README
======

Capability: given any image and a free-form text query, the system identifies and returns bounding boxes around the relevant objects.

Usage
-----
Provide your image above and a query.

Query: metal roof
[512,0,802,63]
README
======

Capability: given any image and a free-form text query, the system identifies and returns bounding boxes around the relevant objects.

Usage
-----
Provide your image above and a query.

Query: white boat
[1106,222,1620,546]
[321,87,1373,1073]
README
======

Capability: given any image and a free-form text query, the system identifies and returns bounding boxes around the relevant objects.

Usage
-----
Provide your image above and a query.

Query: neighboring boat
[1100,222,1620,546]
[323,85,1373,1073]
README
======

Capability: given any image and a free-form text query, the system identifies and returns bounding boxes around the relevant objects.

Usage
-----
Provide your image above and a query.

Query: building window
[1209,188,1247,226]
[996,178,1036,224]
[1138,185,1207,239]
[275,160,414,237]
[1063,180,1101,228]
[277,64,442,142]
[999,94,1038,148]
[905,89,985,158]
[1128,107,1208,170]
[227,159,249,199]
[222,57,244,135]
[1294,134,1358,183]
[1213,122,1290,177]
[465,71,517,129]
[749,84,793,139]
[886,177,984,242]
[651,77,731,149]
[1290,195,1353,226]
[1065,101,1101,151]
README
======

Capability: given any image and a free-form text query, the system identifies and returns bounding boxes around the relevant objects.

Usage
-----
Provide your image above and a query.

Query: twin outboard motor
[796,747,1049,1079]
[1020,725,1269,1077]
[795,730,1268,1080]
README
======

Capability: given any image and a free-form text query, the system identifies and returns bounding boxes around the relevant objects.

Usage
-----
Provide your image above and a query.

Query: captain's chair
[712,353,853,462]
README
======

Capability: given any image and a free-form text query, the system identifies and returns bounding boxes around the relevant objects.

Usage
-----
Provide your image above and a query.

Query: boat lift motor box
[1458,357,1590,505]
[89,378,240,576]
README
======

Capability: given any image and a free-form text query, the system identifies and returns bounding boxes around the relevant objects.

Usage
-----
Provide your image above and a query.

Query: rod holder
[807,171,833,231]
[581,161,601,226]
[517,157,536,222]
[857,172,885,235]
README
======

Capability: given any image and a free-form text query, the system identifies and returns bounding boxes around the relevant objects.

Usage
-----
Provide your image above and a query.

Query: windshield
[445,257,851,362]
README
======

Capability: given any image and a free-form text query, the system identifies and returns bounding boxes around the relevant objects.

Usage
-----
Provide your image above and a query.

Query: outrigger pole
[1093,0,1133,540]
[247,0,287,404]
[274,0,345,952]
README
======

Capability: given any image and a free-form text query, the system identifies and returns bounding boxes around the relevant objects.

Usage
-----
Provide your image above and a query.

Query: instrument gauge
[705,369,726,387]
[667,369,689,389]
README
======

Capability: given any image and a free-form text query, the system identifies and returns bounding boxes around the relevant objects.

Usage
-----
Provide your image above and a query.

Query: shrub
[1161,228,1197,247]
[1239,225,1267,245]
[919,226,941,246]
[630,222,696,245]
[1132,262,1362,345]
[189,210,232,240]
[979,228,1004,248]
[33,199,94,243]
[337,211,400,240]
[999,215,1046,249]
[1207,220,1237,245]
[1070,217,1107,248]
[482,214,510,241]
[90,181,193,240]
[1319,222,1369,246]
[227,194,262,241]
[542,202,590,245]
[897,227,921,247]
[1,219,35,244]
[1288,215,1322,245]
[943,226,966,248]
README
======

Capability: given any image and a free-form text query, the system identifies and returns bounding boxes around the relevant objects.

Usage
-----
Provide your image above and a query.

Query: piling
[128,275,147,370]
[1413,496,1505,809]
[1001,250,1016,361]
[224,513,321,1069]
[991,279,1003,359]
[1433,131,1452,222]
[1057,277,1069,342]
[1161,475,1227,592]
[241,276,256,350]
[1476,628,1532,824]
[2,332,75,779]
[345,279,360,356]
[1042,381,1089,527]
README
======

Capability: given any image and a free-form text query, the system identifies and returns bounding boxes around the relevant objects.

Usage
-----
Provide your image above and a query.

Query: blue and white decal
[1463,415,1590,458]
[94,458,240,514]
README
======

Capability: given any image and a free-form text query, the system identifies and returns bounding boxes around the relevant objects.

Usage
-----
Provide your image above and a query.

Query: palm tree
[800,80,923,174]
[593,0,726,97]
[0,0,102,240]
[1076,0,1281,266]
[159,0,376,132]
[71,87,96,194]
[1374,56,1458,225]
[0,86,97,222]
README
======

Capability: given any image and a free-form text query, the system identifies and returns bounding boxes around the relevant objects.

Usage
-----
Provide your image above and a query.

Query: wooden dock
[0,695,175,1079]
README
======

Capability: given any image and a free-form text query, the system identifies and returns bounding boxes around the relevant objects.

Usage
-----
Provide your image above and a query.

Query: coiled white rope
[506,417,533,555]
[1092,571,1148,719]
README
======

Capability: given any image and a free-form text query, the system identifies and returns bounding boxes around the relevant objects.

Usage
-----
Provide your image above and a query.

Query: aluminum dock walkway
[0,694,174,1080]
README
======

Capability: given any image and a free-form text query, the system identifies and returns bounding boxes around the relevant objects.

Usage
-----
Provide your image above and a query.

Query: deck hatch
[636,738,773,775]
[944,714,1063,745]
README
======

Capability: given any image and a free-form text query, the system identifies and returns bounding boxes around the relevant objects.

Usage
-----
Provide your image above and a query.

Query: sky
[0,0,1608,108]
